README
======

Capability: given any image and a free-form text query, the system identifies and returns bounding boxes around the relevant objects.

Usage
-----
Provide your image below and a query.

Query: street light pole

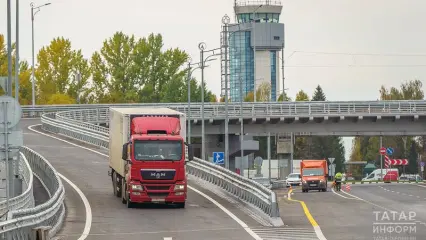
[15,0,20,100]
[199,43,206,159]
[222,15,230,169]
[31,2,51,114]
[187,58,216,146]
[281,43,285,102]
[239,76,244,176]
[198,43,220,160]
[7,0,13,96]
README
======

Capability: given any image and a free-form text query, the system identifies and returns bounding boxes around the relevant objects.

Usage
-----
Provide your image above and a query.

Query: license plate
[310,184,317,187]
[151,198,165,202]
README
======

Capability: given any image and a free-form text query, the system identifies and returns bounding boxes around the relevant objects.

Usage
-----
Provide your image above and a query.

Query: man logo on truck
[151,172,166,179]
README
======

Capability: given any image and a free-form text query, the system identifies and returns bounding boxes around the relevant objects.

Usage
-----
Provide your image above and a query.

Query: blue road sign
[213,152,225,165]
[421,162,425,167]
[386,147,394,155]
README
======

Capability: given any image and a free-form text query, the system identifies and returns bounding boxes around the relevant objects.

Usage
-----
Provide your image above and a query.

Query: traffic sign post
[386,147,394,156]
[0,96,23,213]
[379,147,386,155]
[213,152,224,165]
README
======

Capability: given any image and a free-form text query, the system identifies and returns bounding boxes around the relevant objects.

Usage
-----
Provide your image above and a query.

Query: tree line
[349,80,424,175]
[0,32,217,105]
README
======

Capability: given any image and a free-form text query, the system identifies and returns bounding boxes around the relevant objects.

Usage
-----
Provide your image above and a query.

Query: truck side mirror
[185,143,194,161]
[122,143,129,160]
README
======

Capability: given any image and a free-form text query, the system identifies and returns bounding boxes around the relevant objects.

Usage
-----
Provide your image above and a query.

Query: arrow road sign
[379,147,386,155]
[386,147,394,156]
[385,158,408,166]
[213,152,224,165]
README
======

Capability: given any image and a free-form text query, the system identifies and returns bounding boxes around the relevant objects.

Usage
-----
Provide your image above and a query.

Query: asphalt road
[291,184,426,240]
[21,119,263,240]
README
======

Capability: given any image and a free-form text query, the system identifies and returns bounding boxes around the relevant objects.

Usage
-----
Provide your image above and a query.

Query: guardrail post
[33,226,52,240]
[270,192,279,218]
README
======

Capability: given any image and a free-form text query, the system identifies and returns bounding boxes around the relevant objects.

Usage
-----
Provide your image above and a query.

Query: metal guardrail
[40,109,281,219]
[20,100,426,119]
[0,147,65,239]
[0,152,34,221]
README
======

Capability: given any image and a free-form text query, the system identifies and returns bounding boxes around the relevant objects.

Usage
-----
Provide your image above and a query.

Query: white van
[362,168,399,181]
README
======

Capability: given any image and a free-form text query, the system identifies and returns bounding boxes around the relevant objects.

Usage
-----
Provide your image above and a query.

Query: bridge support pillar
[32,226,51,240]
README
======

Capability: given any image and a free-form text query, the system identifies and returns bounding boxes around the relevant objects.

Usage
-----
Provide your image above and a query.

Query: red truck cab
[121,116,193,208]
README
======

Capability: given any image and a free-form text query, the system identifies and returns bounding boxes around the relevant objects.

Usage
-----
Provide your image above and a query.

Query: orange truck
[300,160,328,192]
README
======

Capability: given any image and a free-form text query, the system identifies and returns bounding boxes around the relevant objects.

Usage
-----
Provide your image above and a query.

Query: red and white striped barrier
[345,184,351,192]
[384,155,408,168]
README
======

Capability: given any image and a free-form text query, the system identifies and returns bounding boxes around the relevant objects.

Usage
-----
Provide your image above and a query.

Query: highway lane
[21,119,261,240]
[291,186,384,240]
[349,184,426,239]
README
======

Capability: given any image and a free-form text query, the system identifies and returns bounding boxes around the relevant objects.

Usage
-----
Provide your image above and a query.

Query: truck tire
[176,202,185,208]
[112,172,119,197]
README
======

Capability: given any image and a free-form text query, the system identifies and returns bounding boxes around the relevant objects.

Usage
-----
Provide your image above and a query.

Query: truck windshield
[302,168,324,176]
[133,140,182,161]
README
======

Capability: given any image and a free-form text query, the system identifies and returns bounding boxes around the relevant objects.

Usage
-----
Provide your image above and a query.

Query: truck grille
[145,185,170,191]
[307,180,320,185]
[141,170,176,180]
[148,193,169,198]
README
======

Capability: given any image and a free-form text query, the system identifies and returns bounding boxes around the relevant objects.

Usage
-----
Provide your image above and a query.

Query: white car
[286,173,301,187]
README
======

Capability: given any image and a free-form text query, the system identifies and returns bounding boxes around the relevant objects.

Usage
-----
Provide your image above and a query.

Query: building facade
[221,0,285,102]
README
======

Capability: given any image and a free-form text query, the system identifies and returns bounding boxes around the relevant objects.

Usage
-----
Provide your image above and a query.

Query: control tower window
[237,13,280,23]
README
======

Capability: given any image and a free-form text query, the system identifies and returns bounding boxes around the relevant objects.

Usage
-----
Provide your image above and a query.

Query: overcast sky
[2,0,426,160]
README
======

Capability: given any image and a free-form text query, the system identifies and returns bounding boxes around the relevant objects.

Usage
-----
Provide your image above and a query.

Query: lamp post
[31,2,51,114]
[252,4,263,102]
[186,59,215,144]
[239,76,244,176]
[198,43,220,160]
[222,14,230,169]
[15,0,20,100]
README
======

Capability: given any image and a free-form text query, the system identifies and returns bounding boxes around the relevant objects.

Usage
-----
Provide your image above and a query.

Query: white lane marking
[28,124,93,240]
[188,186,262,240]
[164,238,172,240]
[29,124,262,240]
[331,188,358,199]
[339,190,392,211]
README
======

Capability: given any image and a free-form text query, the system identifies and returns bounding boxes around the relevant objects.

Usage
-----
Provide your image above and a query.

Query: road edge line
[28,124,93,240]
[286,189,327,240]
[29,124,262,240]
[188,185,262,240]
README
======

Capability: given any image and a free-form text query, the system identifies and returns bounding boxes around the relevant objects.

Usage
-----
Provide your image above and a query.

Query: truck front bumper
[129,191,186,203]
[302,181,327,190]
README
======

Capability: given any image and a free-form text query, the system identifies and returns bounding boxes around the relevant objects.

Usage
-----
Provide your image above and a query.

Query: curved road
[291,183,426,240]
[21,119,261,240]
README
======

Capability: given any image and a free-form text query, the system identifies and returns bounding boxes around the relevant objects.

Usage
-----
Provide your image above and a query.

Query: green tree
[89,31,215,104]
[277,91,291,101]
[350,80,424,165]
[293,90,310,159]
[0,34,34,104]
[244,82,272,102]
[35,37,90,104]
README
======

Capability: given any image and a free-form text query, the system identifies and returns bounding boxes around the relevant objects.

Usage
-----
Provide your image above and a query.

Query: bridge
[3,100,426,240]
[22,100,426,135]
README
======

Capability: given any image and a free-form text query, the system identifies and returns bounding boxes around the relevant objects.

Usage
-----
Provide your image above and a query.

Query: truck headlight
[131,184,143,191]
[174,184,185,191]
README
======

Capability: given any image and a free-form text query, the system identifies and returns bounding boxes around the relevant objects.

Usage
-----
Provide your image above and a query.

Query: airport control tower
[221,0,284,102]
